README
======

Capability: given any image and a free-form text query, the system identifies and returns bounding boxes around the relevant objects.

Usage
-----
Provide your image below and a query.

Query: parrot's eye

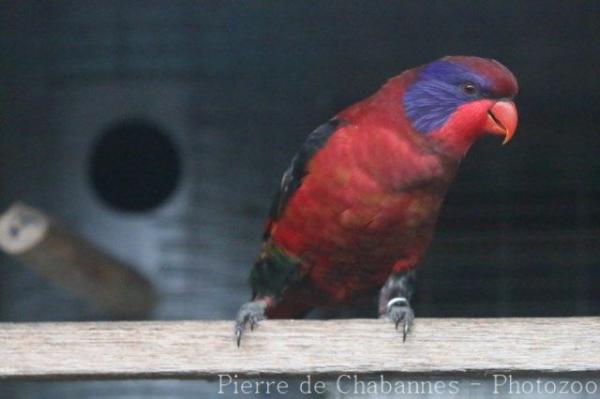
[460,82,479,96]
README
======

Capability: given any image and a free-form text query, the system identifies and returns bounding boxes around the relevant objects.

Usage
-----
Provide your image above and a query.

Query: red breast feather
[269,74,459,302]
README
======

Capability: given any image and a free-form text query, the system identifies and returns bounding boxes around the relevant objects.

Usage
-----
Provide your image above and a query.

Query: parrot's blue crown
[403,60,493,134]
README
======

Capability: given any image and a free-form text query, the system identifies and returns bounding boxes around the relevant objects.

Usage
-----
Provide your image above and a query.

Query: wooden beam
[0,202,156,317]
[0,318,599,380]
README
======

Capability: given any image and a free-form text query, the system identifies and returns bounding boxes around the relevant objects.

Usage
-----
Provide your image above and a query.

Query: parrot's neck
[339,98,462,192]
[426,100,493,159]
[430,132,478,159]
[349,120,461,194]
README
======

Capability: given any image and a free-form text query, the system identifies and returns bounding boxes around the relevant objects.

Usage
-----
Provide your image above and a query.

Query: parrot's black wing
[265,118,344,238]
[244,118,346,323]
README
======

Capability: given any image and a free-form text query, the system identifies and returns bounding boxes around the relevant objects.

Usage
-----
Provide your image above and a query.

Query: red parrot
[235,56,518,345]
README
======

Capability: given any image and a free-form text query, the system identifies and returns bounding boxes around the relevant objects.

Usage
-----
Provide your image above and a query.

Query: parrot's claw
[384,296,414,342]
[234,300,267,347]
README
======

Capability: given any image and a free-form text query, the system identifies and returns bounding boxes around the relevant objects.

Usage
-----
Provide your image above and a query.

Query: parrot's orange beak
[484,100,518,145]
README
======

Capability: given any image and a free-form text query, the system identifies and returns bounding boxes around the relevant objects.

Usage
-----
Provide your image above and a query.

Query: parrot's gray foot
[378,270,416,342]
[234,299,267,347]
[383,296,414,342]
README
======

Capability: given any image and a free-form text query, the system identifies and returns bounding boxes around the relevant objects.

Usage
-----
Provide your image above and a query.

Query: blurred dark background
[0,1,598,398]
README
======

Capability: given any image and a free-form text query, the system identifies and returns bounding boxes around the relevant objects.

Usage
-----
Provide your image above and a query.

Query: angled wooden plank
[0,202,156,317]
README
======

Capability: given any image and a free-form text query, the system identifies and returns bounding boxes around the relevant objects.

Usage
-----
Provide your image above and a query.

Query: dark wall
[0,1,598,398]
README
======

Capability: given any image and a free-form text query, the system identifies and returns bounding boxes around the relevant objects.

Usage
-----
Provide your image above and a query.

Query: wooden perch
[0,202,156,318]
[0,318,599,380]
